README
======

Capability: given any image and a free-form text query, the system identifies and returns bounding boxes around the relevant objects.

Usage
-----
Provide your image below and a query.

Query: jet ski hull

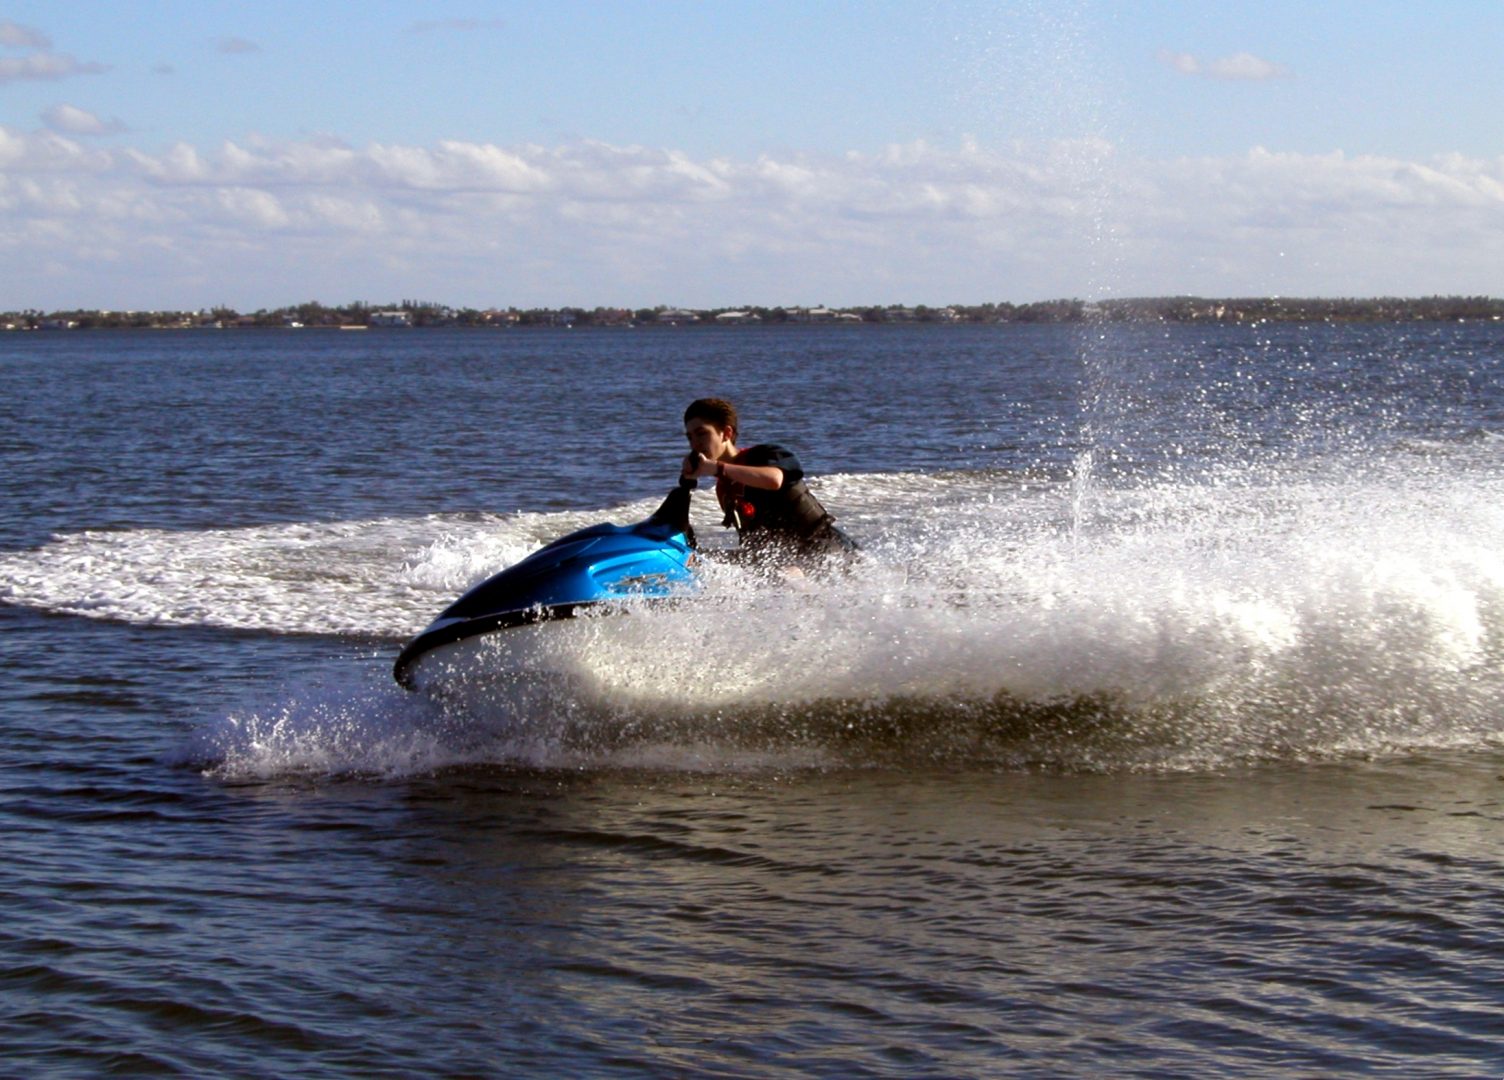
[395,487,697,690]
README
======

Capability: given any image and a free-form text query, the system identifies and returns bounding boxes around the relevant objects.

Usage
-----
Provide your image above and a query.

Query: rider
[679,397,857,560]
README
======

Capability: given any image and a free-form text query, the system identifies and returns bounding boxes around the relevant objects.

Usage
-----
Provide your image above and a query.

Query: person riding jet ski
[679,397,857,562]
[392,399,855,688]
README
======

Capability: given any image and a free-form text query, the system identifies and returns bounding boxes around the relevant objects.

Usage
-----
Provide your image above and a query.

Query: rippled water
[3,324,1503,1075]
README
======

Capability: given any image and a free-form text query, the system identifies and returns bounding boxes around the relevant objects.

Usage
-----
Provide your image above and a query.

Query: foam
[8,463,1504,774]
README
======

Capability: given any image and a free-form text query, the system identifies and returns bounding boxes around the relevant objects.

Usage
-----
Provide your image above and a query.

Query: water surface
[3,324,1502,1076]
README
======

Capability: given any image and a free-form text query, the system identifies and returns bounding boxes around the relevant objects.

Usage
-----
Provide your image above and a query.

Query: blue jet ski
[394,482,699,689]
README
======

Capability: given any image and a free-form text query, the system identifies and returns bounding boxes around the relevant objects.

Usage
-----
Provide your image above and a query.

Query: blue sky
[2,1,1502,310]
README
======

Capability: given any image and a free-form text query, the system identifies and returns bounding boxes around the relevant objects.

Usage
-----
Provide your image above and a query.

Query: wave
[73,461,1498,775]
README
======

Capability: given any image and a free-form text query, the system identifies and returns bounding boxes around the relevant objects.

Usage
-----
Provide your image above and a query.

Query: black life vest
[720,477,834,539]
[715,444,858,557]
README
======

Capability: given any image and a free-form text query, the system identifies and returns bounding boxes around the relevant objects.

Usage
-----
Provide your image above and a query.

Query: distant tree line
[4,295,1502,331]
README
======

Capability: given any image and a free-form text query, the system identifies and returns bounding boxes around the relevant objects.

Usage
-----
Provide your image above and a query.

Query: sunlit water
[3,324,1502,1076]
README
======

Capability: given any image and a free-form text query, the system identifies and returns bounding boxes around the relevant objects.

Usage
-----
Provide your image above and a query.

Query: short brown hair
[684,397,739,437]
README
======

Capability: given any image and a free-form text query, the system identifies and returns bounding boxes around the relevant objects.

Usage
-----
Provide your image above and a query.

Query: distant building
[788,307,842,323]
[714,310,761,324]
[370,310,412,327]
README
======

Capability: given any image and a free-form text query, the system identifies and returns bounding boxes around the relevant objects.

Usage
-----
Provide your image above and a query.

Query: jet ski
[394,482,699,690]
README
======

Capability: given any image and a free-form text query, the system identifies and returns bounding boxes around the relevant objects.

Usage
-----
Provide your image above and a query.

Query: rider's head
[683,397,738,441]
[683,397,739,463]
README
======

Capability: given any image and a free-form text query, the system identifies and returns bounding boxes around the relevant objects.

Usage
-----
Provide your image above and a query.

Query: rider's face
[685,418,734,461]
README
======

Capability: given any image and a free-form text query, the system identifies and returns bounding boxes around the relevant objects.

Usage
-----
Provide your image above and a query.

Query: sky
[1,0,1502,311]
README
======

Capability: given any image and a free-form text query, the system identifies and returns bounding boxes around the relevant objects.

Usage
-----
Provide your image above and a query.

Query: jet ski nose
[394,488,699,691]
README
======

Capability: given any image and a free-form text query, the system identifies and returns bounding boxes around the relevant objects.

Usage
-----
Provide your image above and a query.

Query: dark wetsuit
[715,443,857,559]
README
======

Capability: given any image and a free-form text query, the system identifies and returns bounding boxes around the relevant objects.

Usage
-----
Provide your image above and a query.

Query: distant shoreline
[5,295,1502,331]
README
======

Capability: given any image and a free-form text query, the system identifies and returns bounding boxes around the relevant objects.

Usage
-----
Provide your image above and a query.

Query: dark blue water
[3,324,1503,1076]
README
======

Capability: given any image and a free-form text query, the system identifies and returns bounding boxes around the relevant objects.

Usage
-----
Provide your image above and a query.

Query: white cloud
[363,140,552,192]
[0,125,114,172]
[216,186,290,229]
[0,51,108,84]
[1210,52,1289,81]
[215,37,261,55]
[0,19,51,47]
[0,21,109,87]
[42,104,126,136]
[1159,49,1290,81]
[0,134,1499,308]
[1159,50,1200,76]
